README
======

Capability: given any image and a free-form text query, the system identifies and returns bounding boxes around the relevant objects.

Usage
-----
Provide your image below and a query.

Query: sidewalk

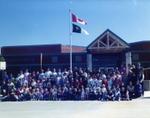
[144,91,150,98]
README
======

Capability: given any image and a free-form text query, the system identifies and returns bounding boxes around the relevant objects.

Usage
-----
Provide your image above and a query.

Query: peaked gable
[87,29,129,51]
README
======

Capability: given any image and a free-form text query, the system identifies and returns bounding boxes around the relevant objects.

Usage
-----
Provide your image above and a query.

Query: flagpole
[70,30,72,72]
[40,53,43,70]
[69,9,72,72]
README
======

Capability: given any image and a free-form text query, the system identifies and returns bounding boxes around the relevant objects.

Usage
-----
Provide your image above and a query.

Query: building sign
[0,62,6,70]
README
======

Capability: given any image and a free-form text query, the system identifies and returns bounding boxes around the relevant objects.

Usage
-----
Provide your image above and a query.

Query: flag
[82,28,89,35]
[72,24,89,35]
[72,24,81,33]
[72,13,87,25]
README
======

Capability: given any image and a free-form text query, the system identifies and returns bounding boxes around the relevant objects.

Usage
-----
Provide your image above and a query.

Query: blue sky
[0,0,150,46]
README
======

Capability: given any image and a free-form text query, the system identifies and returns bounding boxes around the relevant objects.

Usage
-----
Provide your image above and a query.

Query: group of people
[0,63,144,101]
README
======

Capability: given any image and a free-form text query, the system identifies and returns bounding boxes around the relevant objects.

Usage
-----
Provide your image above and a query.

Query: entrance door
[92,53,122,69]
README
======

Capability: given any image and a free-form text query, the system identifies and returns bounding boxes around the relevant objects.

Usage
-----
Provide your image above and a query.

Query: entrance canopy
[87,29,129,53]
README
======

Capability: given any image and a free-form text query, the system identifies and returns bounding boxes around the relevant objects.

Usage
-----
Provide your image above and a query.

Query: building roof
[1,44,86,56]
[87,29,129,53]
[2,30,149,56]
[130,41,150,51]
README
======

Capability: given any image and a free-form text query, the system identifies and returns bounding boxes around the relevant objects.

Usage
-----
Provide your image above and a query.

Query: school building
[1,29,150,77]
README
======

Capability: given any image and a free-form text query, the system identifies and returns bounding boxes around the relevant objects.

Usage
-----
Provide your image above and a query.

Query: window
[75,56,82,62]
[51,56,58,63]
[132,54,139,61]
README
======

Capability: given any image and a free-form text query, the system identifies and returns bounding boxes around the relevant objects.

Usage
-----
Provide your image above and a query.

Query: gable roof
[87,29,129,53]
